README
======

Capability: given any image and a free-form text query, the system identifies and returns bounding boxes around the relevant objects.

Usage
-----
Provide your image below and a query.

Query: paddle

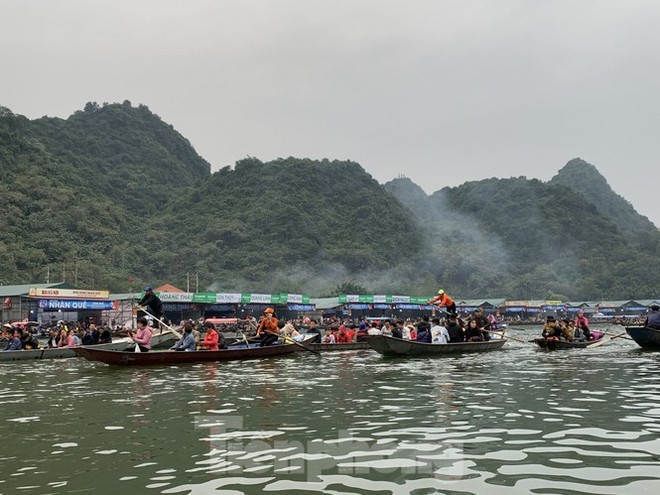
[135,306,182,338]
[600,330,633,341]
[236,328,251,348]
[265,330,320,355]
[586,336,611,348]
[487,330,526,344]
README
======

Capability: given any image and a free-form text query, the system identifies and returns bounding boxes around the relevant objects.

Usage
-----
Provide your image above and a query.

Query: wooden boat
[0,339,133,362]
[625,326,660,349]
[365,335,506,357]
[73,341,300,366]
[533,338,591,350]
[0,330,178,363]
[307,341,370,352]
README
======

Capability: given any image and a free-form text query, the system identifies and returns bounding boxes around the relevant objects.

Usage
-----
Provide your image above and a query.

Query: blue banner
[38,299,115,310]
[346,304,370,310]
[287,304,315,311]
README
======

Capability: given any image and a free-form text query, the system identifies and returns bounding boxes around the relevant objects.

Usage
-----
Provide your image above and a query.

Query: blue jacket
[646,310,660,329]
[416,330,431,343]
[4,337,22,351]
[171,332,197,351]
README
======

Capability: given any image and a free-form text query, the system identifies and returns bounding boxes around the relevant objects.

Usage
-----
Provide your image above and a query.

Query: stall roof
[0,283,75,297]
[310,297,342,310]
[456,299,506,308]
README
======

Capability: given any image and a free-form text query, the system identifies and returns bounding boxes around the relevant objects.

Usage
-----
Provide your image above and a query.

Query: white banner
[216,293,242,304]
[158,292,194,302]
[250,294,272,304]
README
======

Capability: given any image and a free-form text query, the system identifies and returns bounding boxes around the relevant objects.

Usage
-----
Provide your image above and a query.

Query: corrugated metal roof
[109,293,141,301]
[310,297,342,310]
[0,283,74,297]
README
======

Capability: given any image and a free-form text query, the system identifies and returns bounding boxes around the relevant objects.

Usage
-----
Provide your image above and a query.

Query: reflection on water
[1,326,659,494]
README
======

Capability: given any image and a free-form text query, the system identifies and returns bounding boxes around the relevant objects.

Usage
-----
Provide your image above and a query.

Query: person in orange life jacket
[428,289,456,315]
[256,308,279,347]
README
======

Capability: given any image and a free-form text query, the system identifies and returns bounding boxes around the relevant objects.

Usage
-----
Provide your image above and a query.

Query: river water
[1,325,659,495]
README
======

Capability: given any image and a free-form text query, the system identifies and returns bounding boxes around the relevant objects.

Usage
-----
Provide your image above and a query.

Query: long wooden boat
[0,330,178,363]
[625,326,660,349]
[0,339,133,362]
[73,341,300,366]
[365,335,506,357]
[307,341,370,352]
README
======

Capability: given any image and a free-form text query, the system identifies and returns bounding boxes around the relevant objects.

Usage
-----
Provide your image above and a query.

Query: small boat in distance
[625,326,660,349]
[365,335,506,357]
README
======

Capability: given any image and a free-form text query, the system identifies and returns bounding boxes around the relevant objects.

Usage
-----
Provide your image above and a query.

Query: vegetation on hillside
[2,102,659,299]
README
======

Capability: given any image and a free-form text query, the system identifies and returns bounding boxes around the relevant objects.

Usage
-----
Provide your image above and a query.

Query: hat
[437,289,444,295]
[359,322,366,330]
[2,323,11,328]
[264,308,274,314]
[145,286,153,292]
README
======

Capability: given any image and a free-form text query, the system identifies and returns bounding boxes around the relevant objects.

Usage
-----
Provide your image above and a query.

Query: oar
[136,306,182,338]
[265,330,320,355]
[586,335,614,349]
[236,328,251,348]
[487,330,526,344]
[600,330,633,341]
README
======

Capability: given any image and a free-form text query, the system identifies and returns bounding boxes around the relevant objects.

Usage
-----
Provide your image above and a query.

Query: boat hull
[73,342,300,366]
[365,335,506,357]
[533,338,590,350]
[308,342,370,352]
[0,339,132,362]
[625,326,660,349]
[0,330,179,363]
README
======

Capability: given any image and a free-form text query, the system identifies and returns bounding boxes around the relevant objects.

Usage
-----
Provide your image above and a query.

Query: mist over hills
[1,102,658,299]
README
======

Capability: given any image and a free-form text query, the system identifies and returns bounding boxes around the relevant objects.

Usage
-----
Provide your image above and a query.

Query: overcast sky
[2,0,659,226]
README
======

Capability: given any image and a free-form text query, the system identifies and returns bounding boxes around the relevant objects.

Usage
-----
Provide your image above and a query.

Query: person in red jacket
[336,325,351,343]
[202,321,220,351]
[428,289,456,315]
[256,308,279,346]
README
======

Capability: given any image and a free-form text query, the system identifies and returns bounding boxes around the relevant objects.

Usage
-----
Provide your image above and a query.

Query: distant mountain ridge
[1,102,659,299]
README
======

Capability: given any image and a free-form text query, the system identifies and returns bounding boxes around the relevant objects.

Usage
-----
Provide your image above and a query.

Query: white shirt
[431,325,450,344]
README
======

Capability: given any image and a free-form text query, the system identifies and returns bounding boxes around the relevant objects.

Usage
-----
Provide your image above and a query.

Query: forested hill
[549,158,655,239]
[140,157,425,294]
[1,102,659,299]
[386,160,660,300]
[24,101,211,215]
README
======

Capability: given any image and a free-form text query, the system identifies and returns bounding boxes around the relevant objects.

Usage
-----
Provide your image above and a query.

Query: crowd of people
[539,313,603,342]
[1,320,113,351]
